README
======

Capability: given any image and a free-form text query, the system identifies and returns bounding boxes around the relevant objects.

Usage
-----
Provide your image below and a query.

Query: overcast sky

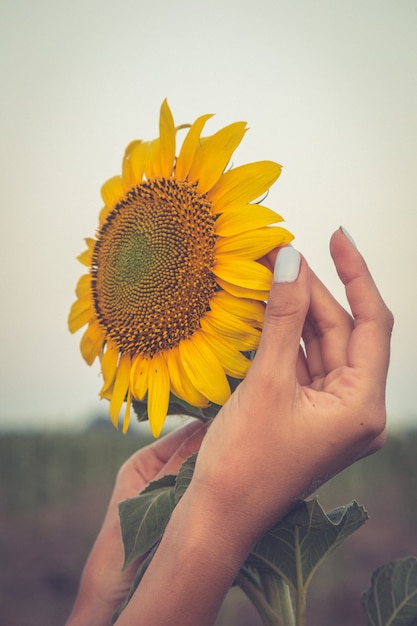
[1,0,416,432]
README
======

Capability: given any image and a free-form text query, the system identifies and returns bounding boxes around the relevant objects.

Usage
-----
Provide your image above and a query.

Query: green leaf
[174,453,197,504]
[118,475,176,568]
[248,498,368,593]
[132,394,220,422]
[362,557,417,626]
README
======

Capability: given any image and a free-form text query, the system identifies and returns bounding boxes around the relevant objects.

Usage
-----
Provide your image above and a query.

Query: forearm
[66,567,119,626]
[114,481,263,626]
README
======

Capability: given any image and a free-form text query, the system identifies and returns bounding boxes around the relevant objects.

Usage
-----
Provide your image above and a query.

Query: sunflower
[68,100,293,437]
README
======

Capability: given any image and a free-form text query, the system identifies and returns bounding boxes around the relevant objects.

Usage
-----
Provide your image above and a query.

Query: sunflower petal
[215,226,294,259]
[202,309,261,350]
[75,274,91,299]
[122,140,146,187]
[131,354,150,401]
[208,161,282,210]
[176,113,213,180]
[158,99,176,178]
[109,353,131,429]
[143,138,161,178]
[80,322,105,365]
[77,238,95,267]
[101,176,125,208]
[188,122,247,194]
[213,257,273,291]
[68,298,94,333]
[124,139,143,159]
[202,329,251,378]
[165,347,209,408]
[122,388,132,434]
[147,353,170,437]
[215,204,283,237]
[211,290,265,325]
[179,332,230,405]
[215,276,270,301]
[100,341,120,397]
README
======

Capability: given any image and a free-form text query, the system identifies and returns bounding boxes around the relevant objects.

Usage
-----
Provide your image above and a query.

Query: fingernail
[273,247,301,283]
[340,226,357,248]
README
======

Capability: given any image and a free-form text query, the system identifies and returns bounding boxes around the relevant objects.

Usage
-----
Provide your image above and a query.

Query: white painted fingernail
[273,247,301,283]
[340,226,357,248]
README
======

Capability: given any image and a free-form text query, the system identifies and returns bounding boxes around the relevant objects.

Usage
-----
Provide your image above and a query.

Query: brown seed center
[91,177,217,356]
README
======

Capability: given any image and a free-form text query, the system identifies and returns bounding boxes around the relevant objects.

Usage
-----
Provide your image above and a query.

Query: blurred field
[1,420,416,626]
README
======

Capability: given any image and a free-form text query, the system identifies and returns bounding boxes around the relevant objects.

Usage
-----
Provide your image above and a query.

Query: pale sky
[1,0,416,431]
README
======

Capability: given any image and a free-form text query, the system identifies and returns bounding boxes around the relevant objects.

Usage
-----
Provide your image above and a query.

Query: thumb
[252,247,310,383]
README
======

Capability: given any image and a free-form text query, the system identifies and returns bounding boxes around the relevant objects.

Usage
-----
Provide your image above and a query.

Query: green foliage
[362,557,417,626]
[116,445,417,626]
[118,454,198,568]
[119,475,176,568]
[117,457,371,625]
[249,499,368,593]
[244,499,368,624]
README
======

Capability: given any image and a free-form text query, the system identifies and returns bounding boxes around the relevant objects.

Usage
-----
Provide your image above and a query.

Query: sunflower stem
[236,571,293,626]
[260,570,295,626]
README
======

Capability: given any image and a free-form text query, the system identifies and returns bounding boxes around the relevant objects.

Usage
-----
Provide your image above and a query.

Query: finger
[302,317,325,380]
[250,247,310,390]
[154,420,209,478]
[296,345,313,385]
[330,228,394,383]
[126,419,206,484]
[305,269,354,376]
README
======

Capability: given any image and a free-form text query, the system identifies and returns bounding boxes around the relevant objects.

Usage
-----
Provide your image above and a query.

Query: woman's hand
[66,420,207,625]
[192,227,394,541]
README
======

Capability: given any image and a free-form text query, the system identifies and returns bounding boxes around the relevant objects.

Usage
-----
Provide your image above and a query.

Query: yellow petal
[147,353,170,437]
[202,310,261,351]
[215,204,283,237]
[77,238,95,267]
[201,329,251,378]
[100,341,120,397]
[158,99,176,178]
[175,113,213,180]
[101,176,125,208]
[215,227,294,259]
[165,347,209,408]
[211,290,265,325]
[179,332,230,405]
[109,353,131,429]
[75,274,91,299]
[122,387,132,434]
[122,140,145,187]
[124,139,143,159]
[213,257,273,291]
[188,121,247,194]
[216,276,270,301]
[68,298,94,333]
[208,161,282,211]
[144,138,161,179]
[130,354,150,401]
[80,322,105,365]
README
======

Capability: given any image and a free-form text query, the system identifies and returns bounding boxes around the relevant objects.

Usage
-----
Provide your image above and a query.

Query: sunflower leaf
[131,398,149,422]
[118,475,176,568]
[174,453,197,504]
[361,557,417,625]
[247,498,368,593]
[132,395,221,423]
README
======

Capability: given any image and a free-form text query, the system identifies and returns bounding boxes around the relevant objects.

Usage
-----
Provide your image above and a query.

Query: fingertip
[330,226,359,256]
[339,226,357,248]
[273,246,301,283]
